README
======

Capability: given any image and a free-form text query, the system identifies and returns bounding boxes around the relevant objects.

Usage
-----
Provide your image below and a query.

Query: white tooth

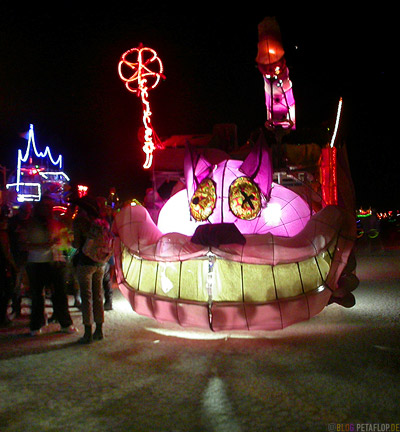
[156,262,180,296]
[179,260,209,302]
[138,260,158,293]
[123,248,141,288]
[298,256,323,292]
[242,263,276,302]
[212,259,243,302]
[273,262,303,298]
[315,253,330,282]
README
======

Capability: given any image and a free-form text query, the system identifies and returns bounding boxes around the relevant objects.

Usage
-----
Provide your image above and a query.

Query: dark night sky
[0,6,395,209]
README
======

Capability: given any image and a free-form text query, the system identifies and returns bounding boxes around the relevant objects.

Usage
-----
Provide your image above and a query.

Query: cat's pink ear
[184,142,213,199]
[240,134,273,198]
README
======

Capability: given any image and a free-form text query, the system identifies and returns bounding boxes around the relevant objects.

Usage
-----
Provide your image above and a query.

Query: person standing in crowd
[25,197,76,336]
[48,205,78,325]
[72,196,108,344]
[0,242,14,326]
[102,256,114,311]
[106,187,120,210]
[0,204,16,326]
[7,202,32,317]
[96,196,115,311]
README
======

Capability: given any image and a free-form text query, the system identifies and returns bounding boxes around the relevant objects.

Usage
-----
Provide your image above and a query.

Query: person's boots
[11,295,21,318]
[104,289,113,311]
[104,298,112,311]
[78,325,93,344]
[73,294,82,309]
[93,323,103,340]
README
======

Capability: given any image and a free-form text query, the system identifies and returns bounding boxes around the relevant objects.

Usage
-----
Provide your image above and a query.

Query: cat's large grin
[113,203,358,331]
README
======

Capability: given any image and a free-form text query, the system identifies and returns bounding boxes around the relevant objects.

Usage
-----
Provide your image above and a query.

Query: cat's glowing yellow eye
[229,177,261,220]
[190,178,217,221]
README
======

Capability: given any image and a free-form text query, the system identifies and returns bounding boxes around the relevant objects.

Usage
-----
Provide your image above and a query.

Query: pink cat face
[158,139,311,237]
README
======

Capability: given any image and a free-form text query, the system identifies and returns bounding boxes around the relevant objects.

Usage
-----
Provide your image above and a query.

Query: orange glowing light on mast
[118,44,165,169]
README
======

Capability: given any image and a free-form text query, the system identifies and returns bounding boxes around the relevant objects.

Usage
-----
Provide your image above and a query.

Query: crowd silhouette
[0,189,118,344]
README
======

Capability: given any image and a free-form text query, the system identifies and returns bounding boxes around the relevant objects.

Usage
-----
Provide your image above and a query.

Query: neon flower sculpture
[118,44,165,169]
[112,19,358,331]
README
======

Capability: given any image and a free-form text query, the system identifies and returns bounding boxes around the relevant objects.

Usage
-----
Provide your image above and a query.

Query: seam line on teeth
[296,261,305,294]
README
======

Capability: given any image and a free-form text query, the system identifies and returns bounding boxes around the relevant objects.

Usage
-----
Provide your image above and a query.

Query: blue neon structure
[6,124,69,202]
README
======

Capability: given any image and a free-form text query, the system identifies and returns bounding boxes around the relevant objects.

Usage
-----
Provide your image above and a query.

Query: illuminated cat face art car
[113,136,359,331]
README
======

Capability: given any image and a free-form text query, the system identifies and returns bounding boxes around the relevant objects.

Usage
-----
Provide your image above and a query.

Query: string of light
[329,97,343,148]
